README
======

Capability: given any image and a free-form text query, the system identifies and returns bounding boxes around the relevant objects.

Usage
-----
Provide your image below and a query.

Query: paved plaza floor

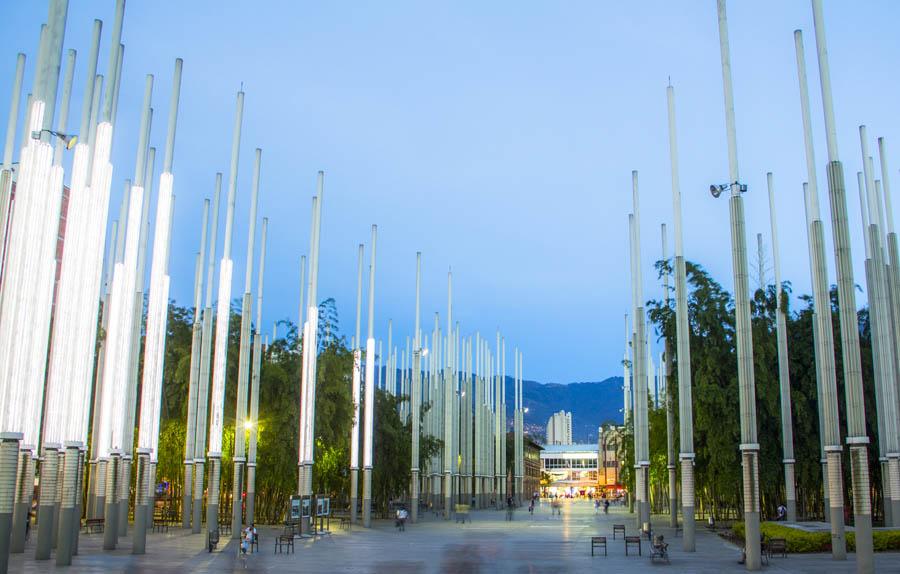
[8,499,900,572]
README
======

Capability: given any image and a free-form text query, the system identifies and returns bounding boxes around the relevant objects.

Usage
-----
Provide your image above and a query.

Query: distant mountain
[505,376,624,443]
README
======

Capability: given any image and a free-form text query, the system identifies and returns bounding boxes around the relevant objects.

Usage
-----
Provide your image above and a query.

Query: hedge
[731,521,900,553]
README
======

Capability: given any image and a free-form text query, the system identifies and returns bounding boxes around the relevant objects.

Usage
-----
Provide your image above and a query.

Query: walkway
[8,499,899,572]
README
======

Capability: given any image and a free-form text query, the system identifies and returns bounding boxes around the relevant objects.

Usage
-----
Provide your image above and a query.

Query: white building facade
[545,410,572,445]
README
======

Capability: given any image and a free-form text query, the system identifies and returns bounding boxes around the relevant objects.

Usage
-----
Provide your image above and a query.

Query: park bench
[612,524,626,539]
[218,519,231,536]
[768,537,787,558]
[275,534,295,554]
[246,531,259,554]
[455,504,470,524]
[151,517,169,533]
[625,535,642,556]
[590,536,607,556]
[82,518,104,534]
[208,529,219,553]
[650,534,670,564]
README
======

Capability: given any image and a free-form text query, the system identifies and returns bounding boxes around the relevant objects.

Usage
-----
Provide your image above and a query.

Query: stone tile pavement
[8,499,900,572]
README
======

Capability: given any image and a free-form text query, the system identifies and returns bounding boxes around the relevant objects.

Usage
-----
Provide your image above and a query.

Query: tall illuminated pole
[410,252,422,522]
[182,197,208,529]
[246,218,267,526]
[206,90,244,541]
[714,3,762,568]
[877,137,900,527]
[629,173,650,532]
[95,73,153,551]
[666,81,696,550]
[859,129,900,526]
[661,224,677,529]
[811,2,874,569]
[0,52,25,280]
[350,244,364,524]
[134,58,182,554]
[193,174,221,534]
[766,173,798,522]
[362,225,378,527]
[443,272,454,518]
[298,173,324,500]
[794,30,844,550]
[232,148,262,538]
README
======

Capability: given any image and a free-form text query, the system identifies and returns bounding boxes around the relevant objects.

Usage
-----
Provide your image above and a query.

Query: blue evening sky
[3,1,900,383]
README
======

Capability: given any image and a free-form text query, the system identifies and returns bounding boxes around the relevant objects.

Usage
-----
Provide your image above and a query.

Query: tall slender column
[661,225,677,528]
[206,90,244,544]
[246,218,267,526]
[795,31,843,539]
[877,137,900,526]
[362,226,378,527]
[811,2,874,569]
[350,244,364,524]
[715,3,760,567]
[194,174,222,534]
[767,174,797,521]
[410,253,422,522]
[232,148,262,538]
[443,273,454,518]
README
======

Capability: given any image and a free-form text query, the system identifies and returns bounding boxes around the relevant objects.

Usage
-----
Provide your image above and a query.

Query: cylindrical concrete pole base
[55,446,79,566]
[231,460,243,539]
[94,459,107,521]
[849,445,874,573]
[206,456,221,550]
[784,461,797,522]
[825,449,847,559]
[362,469,372,528]
[888,456,900,528]
[117,457,131,537]
[0,436,21,574]
[246,464,256,526]
[182,462,192,529]
[147,463,157,530]
[444,473,452,520]
[72,450,85,556]
[410,470,419,523]
[52,456,64,549]
[35,447,59,559]
[668,464,677,528]
[350,469,358,524]
[132,453,150,555]
[741,450,761,571]
[11,450,33,554]
[102,455,120,550]
[192,460,204,534]
[86,461,97,521]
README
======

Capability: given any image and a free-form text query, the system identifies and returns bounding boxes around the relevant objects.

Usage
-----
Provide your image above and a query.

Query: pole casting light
[709,181,746,198]
[31,128,77,149]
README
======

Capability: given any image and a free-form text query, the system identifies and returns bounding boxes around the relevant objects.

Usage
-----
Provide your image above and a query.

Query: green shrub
[730,522,900,553]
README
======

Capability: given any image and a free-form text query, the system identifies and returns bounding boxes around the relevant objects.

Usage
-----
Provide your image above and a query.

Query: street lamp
[31,128,77,149]
[709,181,747,198]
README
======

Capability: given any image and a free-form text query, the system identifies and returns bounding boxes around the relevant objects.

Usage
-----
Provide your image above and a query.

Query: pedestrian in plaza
[776,504,787,521]
[603,499,609,514]
[396,506,408,531]
[528,498,535,516]
[594,498,600,514]
[506,496,514,521]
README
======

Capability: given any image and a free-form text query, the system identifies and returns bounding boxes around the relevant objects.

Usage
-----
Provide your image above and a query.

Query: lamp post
[362,226,378,527]
[410,253,422,523]
[350,244,364,524]
[714,1,760,568]
[246,217,268,526]
[811,2,874,569]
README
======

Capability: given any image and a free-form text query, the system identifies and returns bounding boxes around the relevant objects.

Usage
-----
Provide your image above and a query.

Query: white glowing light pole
[714,2,761,568]
[246,217,267,526]
[811,1,874,568]
[134,58,182,554]
[350,244,364,524]
[193,174,221,534]
[232,147,262,538]
[443,273,454,518]
[661,224,677,529]
[182,198,208,529]
[206,90,244,541]
[362,225,378,527]
[298,172,324,501]
[794,30,844,549]
[0,52,25,281]
[95,72,152,551]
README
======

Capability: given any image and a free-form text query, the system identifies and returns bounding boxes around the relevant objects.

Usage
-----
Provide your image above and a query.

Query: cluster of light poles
[624,1,898,571]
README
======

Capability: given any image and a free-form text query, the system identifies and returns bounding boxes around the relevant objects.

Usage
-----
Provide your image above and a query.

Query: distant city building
[540,443,598,496]
[546,410,572,445]
[598,425,624,489]
[524,436,542,499]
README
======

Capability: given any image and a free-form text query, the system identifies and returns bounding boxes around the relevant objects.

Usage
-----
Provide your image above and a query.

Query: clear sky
[3,1,900,384]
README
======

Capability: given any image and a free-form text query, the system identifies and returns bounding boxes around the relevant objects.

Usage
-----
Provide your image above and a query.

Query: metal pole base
[350,469,358,524]
[192,460,204,534]
[182,463,192,529]
[362,469,372,528]
[231,461,243,540]
[132,504,147,555]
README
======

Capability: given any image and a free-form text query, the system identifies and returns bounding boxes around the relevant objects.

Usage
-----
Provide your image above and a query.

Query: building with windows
[546,410,572,445]
[598,425,624,493]
[524,436,542,499]
[539,443,598,496]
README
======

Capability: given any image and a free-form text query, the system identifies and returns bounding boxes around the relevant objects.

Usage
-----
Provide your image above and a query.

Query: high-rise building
[546,410,572,445]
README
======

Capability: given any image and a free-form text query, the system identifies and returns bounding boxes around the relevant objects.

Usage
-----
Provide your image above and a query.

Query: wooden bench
[768,537,787,558]
[624,535,642,556]
[151,518,169,533]
[650,535,669,564]
[218,520,232,536]
[82,518,104,534]
[612,524,626,539]
[208,529,219,553]
[275,534,295,554]
[591,536,607,556]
